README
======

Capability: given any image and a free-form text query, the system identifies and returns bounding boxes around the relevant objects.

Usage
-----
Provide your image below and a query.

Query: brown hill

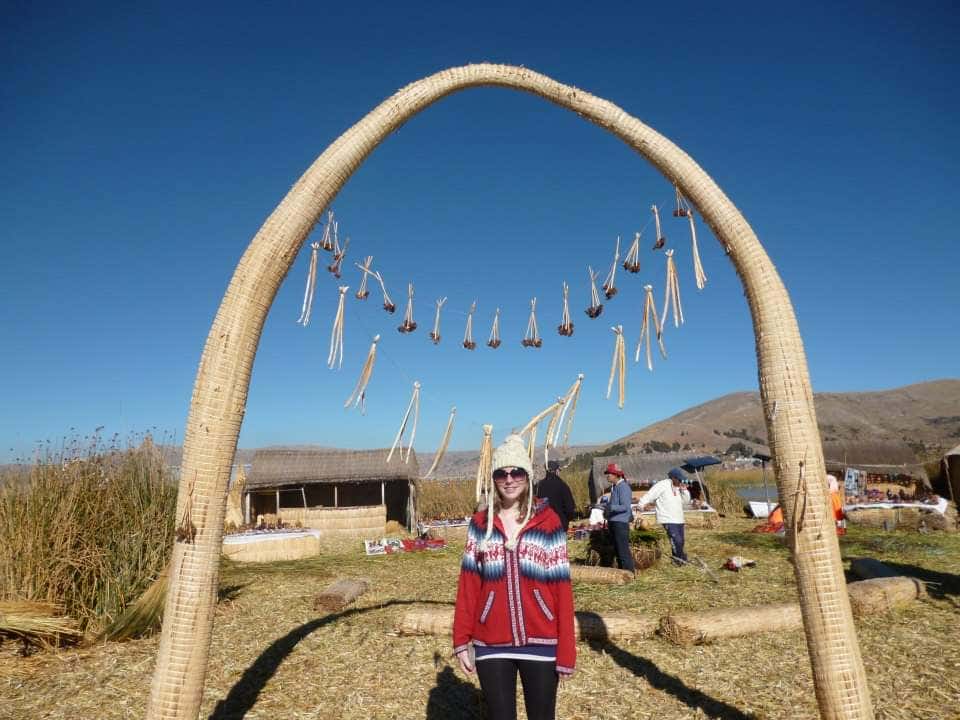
[613,379,960,461]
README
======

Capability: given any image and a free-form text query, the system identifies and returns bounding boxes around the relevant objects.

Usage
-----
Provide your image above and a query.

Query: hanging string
[297,241,321,326]
[635,284,667,370]
[606,325,626,410]
[585,266,604,318]
[327,286,349,370]
[327,235,349,278]
[487,307,501,349]
[673,184,691,218]
[651,205,666,250]
[428,296,447,344]
[463,300,477,350]
[602,236,620,299]
[387,380,420,464]
[356,263,396,314]
[344,334,379,412]
[422,406,456,479]
[398,283,417,333]
[558,282,573,336]
[355,256,373,300]
[661,249,685,329]
[623,232,641,273]
[319,210,336,251]
[522,297,542,348]
[688,211,708,290]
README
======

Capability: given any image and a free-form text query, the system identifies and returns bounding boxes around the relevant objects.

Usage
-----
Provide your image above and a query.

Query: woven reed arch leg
[146,64,871,720]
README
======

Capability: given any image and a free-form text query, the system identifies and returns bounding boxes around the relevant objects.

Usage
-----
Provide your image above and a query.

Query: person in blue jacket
[603,462,635,572]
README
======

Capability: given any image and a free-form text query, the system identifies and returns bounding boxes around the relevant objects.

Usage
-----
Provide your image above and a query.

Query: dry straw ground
[2,520,958,720]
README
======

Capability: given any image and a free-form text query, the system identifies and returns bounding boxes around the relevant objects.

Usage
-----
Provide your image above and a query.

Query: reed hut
[822,440,930,496]
[589,452,690,502]
[244,448,419,537]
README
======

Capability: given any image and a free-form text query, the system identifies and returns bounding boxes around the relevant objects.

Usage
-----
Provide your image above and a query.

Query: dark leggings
[475,658,558,720]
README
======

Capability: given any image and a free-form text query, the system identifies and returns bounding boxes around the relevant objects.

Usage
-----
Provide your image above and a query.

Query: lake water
[737,485,780,503]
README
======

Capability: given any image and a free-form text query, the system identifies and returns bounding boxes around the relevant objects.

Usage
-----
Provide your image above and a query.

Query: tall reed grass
[0,435,176,634]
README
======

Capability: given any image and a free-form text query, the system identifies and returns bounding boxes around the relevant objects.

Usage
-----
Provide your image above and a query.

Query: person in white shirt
[638,467,690,565]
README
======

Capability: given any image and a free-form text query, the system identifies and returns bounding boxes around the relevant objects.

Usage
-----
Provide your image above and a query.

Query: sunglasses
[493,468,528,483]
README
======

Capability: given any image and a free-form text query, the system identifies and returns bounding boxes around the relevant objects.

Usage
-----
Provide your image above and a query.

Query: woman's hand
[456,648,475,675]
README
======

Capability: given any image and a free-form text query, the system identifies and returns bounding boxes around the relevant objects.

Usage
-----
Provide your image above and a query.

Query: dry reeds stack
[327,234,349,278]
[651,204,666,250]
[223,465,245,529]
[606,325,626,409]
[475,424,494,505]
[396,606,657,642]
[327,286,349,370]
[846,577,926,616]
[319,210,336,251]
[354,256,373,299]
[313,578,370,613]
[682,511,720,529]
[623,231,641,273]
[0,601,83,648]
[659,603,803,646]
[102,568,168,642]
[585,266,604,318]
[661,249,684,329]
[422,407,456,479]
[487,307,501,349]
[428,297,447,344]
[387,381,421,463]
[296,241,321,326]
[463,301,477,349]
[398,283,417,333]
[344,335,379,412]
[570,565,634,585]
[557,282,573,336]
[687,211,708,290]
[602,236,620,299]
[635,284,667,371]
[520,297,541,348]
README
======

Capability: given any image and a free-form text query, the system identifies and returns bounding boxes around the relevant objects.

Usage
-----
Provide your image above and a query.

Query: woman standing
[453,434,575,720]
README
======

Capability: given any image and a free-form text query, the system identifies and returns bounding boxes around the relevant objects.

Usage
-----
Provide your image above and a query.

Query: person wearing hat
[638,468,691,565]
[453,434,576,720]
[603,462,636,572]
[536,460,576,531]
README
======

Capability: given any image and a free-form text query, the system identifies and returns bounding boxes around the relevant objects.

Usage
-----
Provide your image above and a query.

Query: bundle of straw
[0,601,82,648]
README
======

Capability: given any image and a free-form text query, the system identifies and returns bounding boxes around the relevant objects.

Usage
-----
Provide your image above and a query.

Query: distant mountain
[612,379,960,461]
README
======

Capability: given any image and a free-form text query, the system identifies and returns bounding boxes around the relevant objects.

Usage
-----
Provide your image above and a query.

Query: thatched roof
[591,452,691,491]
[821,440,928,482]
[246,448,419,490]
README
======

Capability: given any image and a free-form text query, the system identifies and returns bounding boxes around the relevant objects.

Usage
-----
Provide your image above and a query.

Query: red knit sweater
[453,501,576,675]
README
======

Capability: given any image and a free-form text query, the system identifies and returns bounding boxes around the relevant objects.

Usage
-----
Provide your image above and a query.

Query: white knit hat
[492,434,533,477]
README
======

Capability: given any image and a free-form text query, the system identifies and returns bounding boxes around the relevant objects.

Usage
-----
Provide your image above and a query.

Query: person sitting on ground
[536,460,577,531]
[638,467,690,565]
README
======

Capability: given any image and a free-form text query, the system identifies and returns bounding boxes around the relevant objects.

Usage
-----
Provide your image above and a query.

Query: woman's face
[493,467,528,504]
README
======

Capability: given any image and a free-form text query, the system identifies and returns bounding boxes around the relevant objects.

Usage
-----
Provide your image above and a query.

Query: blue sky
[2,2,957,462]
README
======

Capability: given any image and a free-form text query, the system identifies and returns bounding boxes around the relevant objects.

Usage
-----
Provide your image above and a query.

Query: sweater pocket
[479,590,495,624]
[532,588,554,622]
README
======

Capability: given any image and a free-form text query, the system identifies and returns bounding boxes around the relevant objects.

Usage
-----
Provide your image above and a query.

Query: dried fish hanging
[673,184,691,218]
[557,282,574,336]
[428,297,447,344]
[487,307,501,349]
[585,266,604,318]
[463,301,477,350]
[344,334,379,412]
[327,234,349,278]
[357,263,396,313]
[623,232,642,273]
[651,205,666,250]
[602,236,620,299]
[554,374,584,448]
[606,325,626,409]
[296,241,321,326]
[422,406,456,478]
[521,298,542,348]
[635,285,667,371]
[398,283,417,333]
[319,210,336,251]
[355,256,373,299]
[661,249,685,329]
[387,380,420,463]
[327,286,349,370]
[687,211,708,291]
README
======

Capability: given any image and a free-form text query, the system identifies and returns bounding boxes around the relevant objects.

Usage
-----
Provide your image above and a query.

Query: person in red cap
[603,462,635,572]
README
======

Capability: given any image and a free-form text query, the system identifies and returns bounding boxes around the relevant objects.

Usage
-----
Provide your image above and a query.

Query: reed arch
[146,64,872,720]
